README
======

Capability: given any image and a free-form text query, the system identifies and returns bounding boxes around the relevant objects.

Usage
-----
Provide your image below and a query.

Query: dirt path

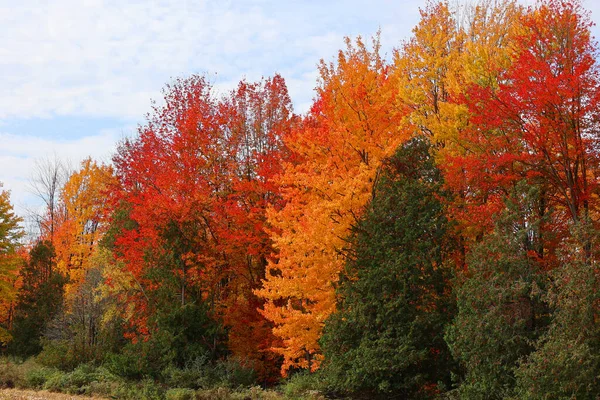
[0,389,107,400]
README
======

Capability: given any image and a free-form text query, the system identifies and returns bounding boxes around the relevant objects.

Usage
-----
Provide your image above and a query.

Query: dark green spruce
[445,189,548,399]
[9,240,66,357]
[320,137,456,398]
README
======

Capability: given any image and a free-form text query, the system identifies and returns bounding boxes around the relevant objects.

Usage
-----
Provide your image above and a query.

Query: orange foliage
[257,37,409,374]
[0,247,26,343]
[54,159,115,297]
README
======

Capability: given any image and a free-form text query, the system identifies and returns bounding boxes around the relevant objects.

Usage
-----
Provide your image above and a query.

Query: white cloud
[0,126,134,218]
[0,0,599,224]
[0,0,419,120]
[1,0,599,121]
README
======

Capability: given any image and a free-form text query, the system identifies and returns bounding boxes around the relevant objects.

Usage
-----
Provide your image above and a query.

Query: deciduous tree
[0,185,24,345]
[257,36,408,374]
[54,159,115,297]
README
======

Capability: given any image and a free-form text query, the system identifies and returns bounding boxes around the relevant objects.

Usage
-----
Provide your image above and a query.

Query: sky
[1,0,599,227]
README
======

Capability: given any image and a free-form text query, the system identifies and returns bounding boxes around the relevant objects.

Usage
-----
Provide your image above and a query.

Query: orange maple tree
[257,37,409,374]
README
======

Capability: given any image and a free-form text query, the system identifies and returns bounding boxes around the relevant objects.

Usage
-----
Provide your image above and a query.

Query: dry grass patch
[0,389,108,400]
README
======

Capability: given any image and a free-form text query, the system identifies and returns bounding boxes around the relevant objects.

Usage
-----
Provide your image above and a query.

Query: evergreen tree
[0,187,23,254]
[445,193,547,399]
[320,137,455,398]
[9,241,66,357]
[516,222,600,399]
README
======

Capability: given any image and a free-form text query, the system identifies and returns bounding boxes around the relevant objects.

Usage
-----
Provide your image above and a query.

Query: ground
[0,389,106,400]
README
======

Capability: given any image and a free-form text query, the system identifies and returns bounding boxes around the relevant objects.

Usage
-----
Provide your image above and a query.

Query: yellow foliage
[55,159,115,299]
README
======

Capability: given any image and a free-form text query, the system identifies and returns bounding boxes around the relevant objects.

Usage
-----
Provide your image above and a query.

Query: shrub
[111,378,165,400]
[212,358,257,388]
[281,371,327,400]
[36,340,79,371]
[0,358,23,388]
[25,366,61,389]
[162,355,210,389]
[162,356,256,390]
[195,385,290,400]
[63,364,103,394]
[103,330,176,379]
[43,371,69,392]
[86,378,122,397]
[42,363,119,396]
[166,387,196,400]
[0,358,63,390]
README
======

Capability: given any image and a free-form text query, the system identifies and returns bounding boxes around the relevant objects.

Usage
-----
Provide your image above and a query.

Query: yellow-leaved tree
[394,0,523,248]
[394,0,464,144]
[55,159,115,298]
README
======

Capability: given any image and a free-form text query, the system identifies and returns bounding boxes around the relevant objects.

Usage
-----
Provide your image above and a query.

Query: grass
[0,358,328,400]
[0,388,108,399]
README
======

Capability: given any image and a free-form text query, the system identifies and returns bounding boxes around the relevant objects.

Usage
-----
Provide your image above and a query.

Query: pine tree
[320,137,455,398]
[9,241,66,357]
[445,192,547,399]
[516,222,600,399]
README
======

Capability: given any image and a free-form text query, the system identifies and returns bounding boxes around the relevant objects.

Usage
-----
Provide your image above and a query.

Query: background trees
[54,159,115,298]
[8,240,65,357]
[446,203,547,399]
[109,74,295,378]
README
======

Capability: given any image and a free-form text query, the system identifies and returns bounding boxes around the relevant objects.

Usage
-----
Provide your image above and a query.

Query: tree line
[1,0,599,398]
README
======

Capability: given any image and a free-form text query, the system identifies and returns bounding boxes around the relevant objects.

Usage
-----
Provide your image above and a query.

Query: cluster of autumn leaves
[1,0,599,384]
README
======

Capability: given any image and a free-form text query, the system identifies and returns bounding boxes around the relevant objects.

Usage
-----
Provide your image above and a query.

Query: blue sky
[1,0,599,225]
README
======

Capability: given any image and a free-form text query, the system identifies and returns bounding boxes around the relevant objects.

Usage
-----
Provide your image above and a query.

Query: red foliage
[444,0,600,265]
[110,74,294,379]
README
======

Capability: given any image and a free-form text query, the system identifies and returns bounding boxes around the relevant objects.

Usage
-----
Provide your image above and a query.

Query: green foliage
[155,301,226,368]
[162,356,256,390]
[320,137,456,398]
[36,340,79,371]
[9,241,66,357]
[110,378,165,400]
[104,338,173,380]
[515,223,600,399]
[0,186,24,254]
[40,363,121,395]
[0,356,280,399]
[211,358,257,389]
[194,386,290,400]
[25,365,61,389]
[280,371,328,400]
[103,302,226,380]
[0,358,164,399]
[166,388,196,400]
[67,365,103,393]
[446,201,547,399]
